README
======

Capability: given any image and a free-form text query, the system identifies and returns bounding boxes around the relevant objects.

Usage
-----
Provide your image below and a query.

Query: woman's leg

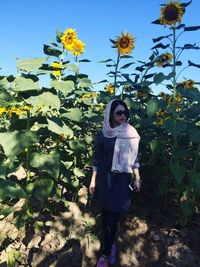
[101,208,119,256]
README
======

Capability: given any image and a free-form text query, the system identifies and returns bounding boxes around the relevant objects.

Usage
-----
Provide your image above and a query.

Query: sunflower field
[0,0,200,235]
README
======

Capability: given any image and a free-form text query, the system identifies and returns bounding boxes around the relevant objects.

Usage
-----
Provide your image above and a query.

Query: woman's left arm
[132,154,141,192]
[133,168,141,192]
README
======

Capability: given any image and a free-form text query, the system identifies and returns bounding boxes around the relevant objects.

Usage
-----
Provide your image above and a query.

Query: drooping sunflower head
[156,52,173,67]
[61,28,77,50]
[52,61,61,76]
[69,39,85,56]
[180,79,195,89]
[105,84,115,94]
[114,32,135,55]
[160,1,184,27]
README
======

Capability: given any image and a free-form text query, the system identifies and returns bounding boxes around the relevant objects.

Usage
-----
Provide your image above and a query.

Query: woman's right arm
[89,133,103,194]
[89,169,97,194]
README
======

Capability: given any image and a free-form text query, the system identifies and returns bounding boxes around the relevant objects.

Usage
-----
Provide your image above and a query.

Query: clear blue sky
[0,0,200,94]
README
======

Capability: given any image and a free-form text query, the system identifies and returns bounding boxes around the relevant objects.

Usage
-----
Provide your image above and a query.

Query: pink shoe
[108,243,116,265]
[96,256,108,267]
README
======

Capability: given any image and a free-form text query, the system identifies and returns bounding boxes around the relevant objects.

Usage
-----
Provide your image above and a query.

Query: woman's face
[111,104,128,127]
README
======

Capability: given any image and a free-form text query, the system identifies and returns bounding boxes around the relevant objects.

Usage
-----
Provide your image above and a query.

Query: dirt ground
[0,176,200,267]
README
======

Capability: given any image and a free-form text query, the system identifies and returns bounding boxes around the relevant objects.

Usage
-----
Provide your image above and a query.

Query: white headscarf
[102,99,140,173]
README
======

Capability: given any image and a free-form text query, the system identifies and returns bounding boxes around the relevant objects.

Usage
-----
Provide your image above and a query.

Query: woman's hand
[134,179,141,192]
[89,179,96,195]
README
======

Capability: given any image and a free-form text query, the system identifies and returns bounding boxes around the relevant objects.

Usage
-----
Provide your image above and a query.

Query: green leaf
[61,108,82,122]
[152,34,173,43]
[188,126,200,143]
[0,89,11,106]
[150,140,165,155]
[188,60,200,68]
[73,167,85,178]
[120,62,134,69]
[181,200,195,217]
[153,72,165,84]
[69,140,87,153]
[152,43,170,49]
[189,171,200,196]
[47,118,74,138]
[13,76,39,92]
[7,249,21,267]
[26,91,61,109]
[62,161,73,170]
[124,97,140,110]
[51,80,74,95]
[16,58,47,72]
[0,131,39,161]
[165,119,187,138]
[26,178,54,203]
[0,205,13,219]
[178,87,200,102]
[43,44,62,57]
[147,98,159,117]
[181,0,192,8]
[169,163,186,183]
[77,78,93,89]
[79,59,91,62]
[98,59,113,63]
[184,26,200,32]
[153,72,174,85]
[30,151,60,178]
[65,64,80,73]
[0,179,27,201]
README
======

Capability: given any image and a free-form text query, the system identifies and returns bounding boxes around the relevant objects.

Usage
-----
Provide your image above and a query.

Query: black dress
[93,132,140,214]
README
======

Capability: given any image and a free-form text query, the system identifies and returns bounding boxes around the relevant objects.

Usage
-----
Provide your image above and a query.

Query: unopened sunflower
[114,32,135,55]
[105,84,115,94]
[156,52,173,67]
[61,28,77,50]
[52,62,62,76]
[160,1,184,27]
[69,39,85,56]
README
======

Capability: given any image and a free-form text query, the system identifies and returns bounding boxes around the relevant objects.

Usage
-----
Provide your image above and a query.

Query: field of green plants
[0,1,200,266]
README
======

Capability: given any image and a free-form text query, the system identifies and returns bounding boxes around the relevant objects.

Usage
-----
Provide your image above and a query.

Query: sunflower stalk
[172,26,178,147]
[114,53,120,95]
[26,110,31,181]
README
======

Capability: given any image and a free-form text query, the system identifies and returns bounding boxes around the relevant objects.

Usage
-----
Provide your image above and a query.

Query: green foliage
[7,249,21,267]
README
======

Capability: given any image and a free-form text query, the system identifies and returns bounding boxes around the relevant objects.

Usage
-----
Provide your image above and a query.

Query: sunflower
[160,1,184,27]
[69,39,85,56]
[61,28,77,50]
[114,32,135,55]
[0,107,6,116]
[52,62,61,76]
[156,52,173,67]
[105,84,115,94]
[180,79,195,89]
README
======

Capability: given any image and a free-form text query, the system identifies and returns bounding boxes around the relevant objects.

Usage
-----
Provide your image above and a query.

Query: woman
[89,99,141,267]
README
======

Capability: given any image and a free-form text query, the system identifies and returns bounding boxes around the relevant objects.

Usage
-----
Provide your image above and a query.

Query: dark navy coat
[93,132,140,213]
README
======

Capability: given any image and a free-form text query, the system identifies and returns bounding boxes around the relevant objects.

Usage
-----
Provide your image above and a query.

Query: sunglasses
[115,110,128,116]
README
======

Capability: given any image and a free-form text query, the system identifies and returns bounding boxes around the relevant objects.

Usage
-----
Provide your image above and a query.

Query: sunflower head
[180,79,195,89]
[52,61,61,77]
[156,52,173,67]
[69,39,85,56]
[114,32,135,55]
[105,84,115,94]
[61,28,77,50]
[160,1,184,27]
